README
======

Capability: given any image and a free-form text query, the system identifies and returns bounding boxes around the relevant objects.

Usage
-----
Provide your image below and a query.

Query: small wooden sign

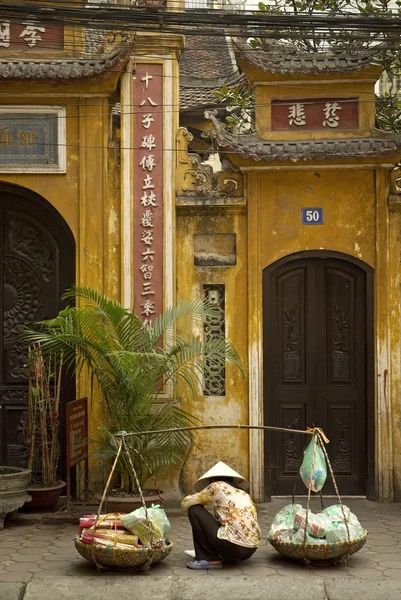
[66,397,88,511]
[272,98,359,131]
[66,397,88,467]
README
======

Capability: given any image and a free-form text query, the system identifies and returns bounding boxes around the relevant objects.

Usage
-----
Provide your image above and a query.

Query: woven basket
[268,530,368,562]
[75,538,173,570]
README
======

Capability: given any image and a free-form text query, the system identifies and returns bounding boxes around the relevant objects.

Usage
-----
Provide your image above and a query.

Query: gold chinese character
[141,229,154,246]
[0,21,10,48]
[141,298,155,317]
[19,21,46,48]
[141,113,154,129]
[288,103,306,127]
[141,134,156,151]
[142,174,154,190]
[323,102,341,128]
[139,154,156,172]
[141,72,153,89]
[140,190,158,207]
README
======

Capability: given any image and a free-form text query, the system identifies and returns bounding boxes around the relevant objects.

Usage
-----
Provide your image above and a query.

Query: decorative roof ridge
[0,47,128,81]
[233,39,379,75]
[203,111,401,162]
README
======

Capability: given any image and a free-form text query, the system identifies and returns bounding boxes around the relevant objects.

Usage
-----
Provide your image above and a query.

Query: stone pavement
[0,498,401,598]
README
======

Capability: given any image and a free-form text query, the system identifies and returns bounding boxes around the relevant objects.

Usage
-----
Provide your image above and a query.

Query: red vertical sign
[133,64,163,325]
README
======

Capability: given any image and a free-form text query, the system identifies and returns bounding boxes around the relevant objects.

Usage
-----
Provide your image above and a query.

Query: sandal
[187,560,223,570]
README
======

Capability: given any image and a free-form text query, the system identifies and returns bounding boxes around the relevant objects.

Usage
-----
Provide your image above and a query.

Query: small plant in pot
[24,286,243,510]
[24,344,65,511]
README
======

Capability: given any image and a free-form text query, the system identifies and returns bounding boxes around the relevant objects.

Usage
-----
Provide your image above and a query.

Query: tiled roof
[180,86,221,111]
[0,48,127,81]
[233,39,377,75]
[180,34,236,80]
[204,111,401,162]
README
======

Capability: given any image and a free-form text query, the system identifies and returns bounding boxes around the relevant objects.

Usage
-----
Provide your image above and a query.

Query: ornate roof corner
[203,112,401,163]
[0,47,129,82]
[176,127,243,201]
[233,39,379,75]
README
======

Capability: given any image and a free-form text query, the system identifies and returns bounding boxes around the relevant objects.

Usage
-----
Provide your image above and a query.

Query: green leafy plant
[24,287,243,495]
[214,84,255,132]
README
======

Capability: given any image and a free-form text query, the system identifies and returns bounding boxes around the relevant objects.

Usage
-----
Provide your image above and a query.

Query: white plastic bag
[325,523,363,543]
[267,503,301,541]
[294,507,330,538]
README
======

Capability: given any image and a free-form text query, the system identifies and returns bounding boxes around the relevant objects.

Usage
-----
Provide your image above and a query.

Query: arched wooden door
[263,252,374,497]
[0,183,75,477]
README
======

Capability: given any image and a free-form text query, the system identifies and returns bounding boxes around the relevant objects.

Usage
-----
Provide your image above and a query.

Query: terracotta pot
[26,481,66,512]
[95,493,161,514]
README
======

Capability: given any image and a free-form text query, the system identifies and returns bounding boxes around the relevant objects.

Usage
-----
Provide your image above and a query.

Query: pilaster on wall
[376,167,394,502]
[248,174,264,503]
[388,169,401,501]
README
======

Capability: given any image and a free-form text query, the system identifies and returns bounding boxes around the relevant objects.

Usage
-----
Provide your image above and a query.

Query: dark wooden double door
[264,254,373,497]
[0,184,75,475]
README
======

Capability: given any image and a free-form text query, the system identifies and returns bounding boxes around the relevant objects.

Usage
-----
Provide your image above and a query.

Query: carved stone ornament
[176,127,243,199]
[389,166,401,212]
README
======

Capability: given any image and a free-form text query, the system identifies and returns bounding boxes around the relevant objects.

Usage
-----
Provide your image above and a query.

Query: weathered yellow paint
[176,209,249,493]
[176,58,401,502]
[0,30,184,492]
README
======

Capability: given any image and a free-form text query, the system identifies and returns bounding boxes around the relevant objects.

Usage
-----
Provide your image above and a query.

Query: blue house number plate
[302,207,324,224]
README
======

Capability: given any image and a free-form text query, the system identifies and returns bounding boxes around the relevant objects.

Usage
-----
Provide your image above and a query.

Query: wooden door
[263,254,373,497]
[0,185,75,476]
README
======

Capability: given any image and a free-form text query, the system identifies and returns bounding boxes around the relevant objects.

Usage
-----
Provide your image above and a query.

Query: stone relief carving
[3,257,43,339]
[8,220,53,282]
[284,418,301,472]
[283,306,301,382]
[9,342,29,379]
[332,418,351,472]
[176,127,243,199]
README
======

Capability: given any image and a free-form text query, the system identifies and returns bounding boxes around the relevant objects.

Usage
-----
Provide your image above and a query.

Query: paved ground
[0,497,400,585]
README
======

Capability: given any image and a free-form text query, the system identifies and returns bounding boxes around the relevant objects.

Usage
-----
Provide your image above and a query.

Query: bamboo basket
[268,429,369,564]
[268,530,368,562]
[75,538,173,569]
[75,437,173,572]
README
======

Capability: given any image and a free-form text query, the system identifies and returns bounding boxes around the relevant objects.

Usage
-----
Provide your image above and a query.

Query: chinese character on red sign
[271,98,359,131]
[133,64,163,327]
[0,20,64,50]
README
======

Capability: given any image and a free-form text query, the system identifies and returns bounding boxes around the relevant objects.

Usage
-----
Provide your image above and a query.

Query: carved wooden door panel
[264,256,371,496]
[0,187,75,474]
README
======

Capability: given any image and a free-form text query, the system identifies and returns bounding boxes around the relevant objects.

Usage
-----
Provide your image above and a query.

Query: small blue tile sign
[302,207,324,225]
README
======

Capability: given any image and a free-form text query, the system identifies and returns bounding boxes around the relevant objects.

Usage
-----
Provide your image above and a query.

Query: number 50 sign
[301,207,324,225]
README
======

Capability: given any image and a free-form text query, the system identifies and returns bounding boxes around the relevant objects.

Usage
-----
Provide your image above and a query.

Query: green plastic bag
[299,436,327,492]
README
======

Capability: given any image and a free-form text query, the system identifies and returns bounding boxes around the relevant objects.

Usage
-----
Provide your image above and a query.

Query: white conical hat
[194,461,249,492]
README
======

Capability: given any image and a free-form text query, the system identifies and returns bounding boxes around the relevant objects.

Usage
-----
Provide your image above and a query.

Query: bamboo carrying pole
[115,424,316,438]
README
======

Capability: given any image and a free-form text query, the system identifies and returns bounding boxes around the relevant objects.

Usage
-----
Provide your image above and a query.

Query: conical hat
[194,461,249,492]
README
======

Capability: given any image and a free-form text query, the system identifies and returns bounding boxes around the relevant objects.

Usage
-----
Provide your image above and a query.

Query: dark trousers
[188,505,257,562]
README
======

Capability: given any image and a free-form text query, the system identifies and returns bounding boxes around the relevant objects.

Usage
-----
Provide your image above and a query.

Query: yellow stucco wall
[0,92,119,486]
[254,169,376,268]
[176,208,249,493]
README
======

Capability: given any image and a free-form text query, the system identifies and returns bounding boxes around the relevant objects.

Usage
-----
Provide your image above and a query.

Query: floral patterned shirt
[182,481,260,548]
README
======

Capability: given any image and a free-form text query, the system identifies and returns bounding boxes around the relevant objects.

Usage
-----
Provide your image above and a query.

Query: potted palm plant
[24,287,243,508]
[24,344,66,511]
